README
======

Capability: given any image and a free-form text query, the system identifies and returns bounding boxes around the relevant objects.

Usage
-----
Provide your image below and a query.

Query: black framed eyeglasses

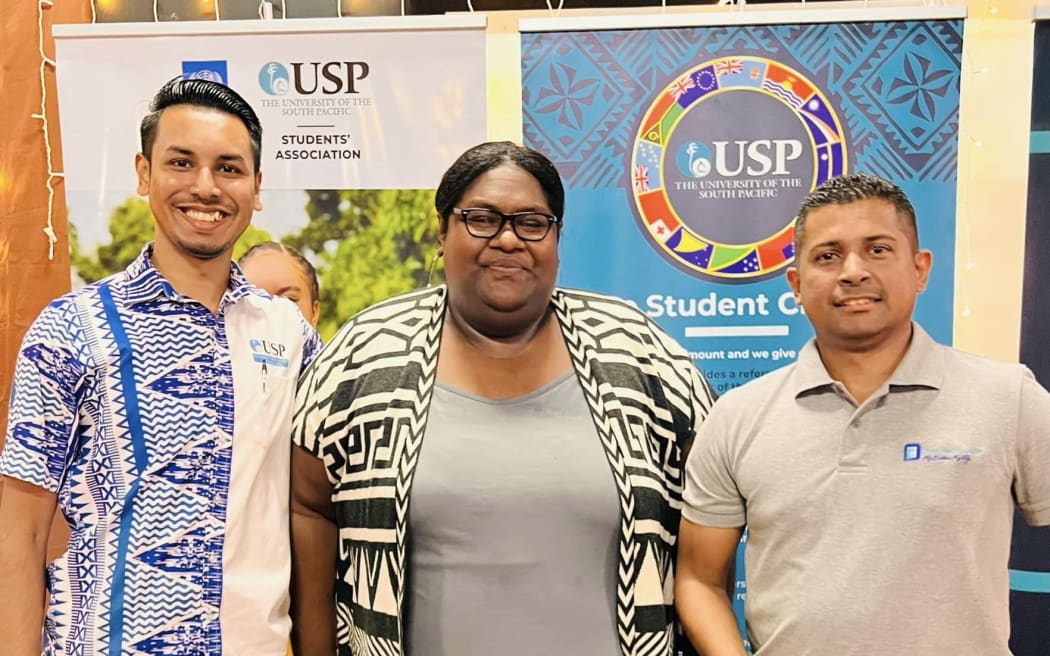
[451,207,560,242]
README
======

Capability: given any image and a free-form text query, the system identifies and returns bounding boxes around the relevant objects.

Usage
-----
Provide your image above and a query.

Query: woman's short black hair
[434,141,565,229]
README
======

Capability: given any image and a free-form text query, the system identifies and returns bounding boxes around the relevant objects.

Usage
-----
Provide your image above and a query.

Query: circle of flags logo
[630,56,848,281]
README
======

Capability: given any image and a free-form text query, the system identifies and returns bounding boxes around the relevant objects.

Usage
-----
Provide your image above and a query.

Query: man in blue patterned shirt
[0,78,321,655]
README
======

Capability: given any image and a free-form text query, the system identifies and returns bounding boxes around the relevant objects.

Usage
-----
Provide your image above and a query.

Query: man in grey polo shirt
[675,173,1050,656]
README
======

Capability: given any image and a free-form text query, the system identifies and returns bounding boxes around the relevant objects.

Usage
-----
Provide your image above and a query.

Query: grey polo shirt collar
[793,323,945,398]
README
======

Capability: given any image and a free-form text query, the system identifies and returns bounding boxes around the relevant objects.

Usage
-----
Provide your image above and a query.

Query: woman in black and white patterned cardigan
[290,141,716,656]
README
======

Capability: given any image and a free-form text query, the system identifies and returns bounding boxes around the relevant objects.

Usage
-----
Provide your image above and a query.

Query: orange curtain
[1,0,92,557]
[0,0,92,441]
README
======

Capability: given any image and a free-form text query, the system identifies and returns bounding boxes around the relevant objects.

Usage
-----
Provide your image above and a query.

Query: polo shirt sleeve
[1014,369,1050,527]
[681,397,746,528]
[0,303,86,493]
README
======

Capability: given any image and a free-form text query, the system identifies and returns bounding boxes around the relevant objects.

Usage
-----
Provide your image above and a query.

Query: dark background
[1015,18,1050,656]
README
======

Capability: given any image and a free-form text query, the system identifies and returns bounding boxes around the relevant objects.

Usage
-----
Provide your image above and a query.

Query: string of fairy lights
[34,0,62,261]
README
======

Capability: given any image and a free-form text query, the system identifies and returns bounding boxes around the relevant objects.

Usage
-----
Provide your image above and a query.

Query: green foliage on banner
[72,190,442,342]
[71,197,272,285]
[71,198,156,284]
[289,189,442,342]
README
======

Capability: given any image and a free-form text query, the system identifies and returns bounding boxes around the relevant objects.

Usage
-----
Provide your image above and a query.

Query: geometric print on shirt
[2,247,319,655]
[293,285,716,656]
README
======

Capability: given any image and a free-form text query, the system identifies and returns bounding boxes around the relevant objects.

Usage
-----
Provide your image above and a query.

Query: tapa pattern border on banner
[521,20,963,189]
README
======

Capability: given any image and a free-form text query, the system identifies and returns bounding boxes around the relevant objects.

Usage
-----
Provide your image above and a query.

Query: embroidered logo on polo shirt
[903,442,983,463]
[251,339,290,394]
[250,339,289,368]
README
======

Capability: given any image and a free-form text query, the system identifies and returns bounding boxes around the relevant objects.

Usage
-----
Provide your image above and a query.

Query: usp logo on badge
[631,56,848,283]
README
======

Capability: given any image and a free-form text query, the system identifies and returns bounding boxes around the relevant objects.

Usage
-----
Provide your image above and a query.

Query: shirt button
[851,419,861,428]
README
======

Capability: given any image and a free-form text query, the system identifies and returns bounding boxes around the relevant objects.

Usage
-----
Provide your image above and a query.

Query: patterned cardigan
[293,285,715,656]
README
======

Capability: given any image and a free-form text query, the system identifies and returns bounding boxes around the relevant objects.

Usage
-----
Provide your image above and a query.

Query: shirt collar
[225,260,260,305]
[121,243,260,308]
[122,244,175,305]
[793,322,944,397]
[886,323,944,389]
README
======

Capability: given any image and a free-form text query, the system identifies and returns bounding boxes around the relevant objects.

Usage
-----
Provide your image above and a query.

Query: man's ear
[786,266,802,305]
[135,153,150,196]
[914,249,932,293]
[253,170,263,212]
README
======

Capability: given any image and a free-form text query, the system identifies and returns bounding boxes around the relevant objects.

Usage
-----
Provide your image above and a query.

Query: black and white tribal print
[293,285,716,656]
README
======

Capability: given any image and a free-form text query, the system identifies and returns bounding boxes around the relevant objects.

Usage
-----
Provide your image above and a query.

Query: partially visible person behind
[240,241,321,327]
[288,141,716,656]
[675,174,1050,656]
[0,77,320,656]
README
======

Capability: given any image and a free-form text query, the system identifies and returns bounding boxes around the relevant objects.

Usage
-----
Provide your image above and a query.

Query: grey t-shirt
[405,372,621,655]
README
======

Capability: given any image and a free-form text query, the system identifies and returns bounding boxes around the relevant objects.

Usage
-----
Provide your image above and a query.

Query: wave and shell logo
[630,56,848,282]
[259,62,291,96]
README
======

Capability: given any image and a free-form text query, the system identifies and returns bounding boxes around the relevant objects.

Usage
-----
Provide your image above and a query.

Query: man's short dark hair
[140,77,263,173]
[434,141,565,232]
[794,173,918,252]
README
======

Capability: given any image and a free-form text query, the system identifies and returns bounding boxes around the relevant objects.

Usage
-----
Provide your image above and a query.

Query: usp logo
[258,60,370,96]
[259,62,291,96]
[630,56,848,282]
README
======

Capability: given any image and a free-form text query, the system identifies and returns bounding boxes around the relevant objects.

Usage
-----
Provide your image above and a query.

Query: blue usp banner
[521,8,961,390]
[1015,8,1050,655]
[521,6,963,653]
